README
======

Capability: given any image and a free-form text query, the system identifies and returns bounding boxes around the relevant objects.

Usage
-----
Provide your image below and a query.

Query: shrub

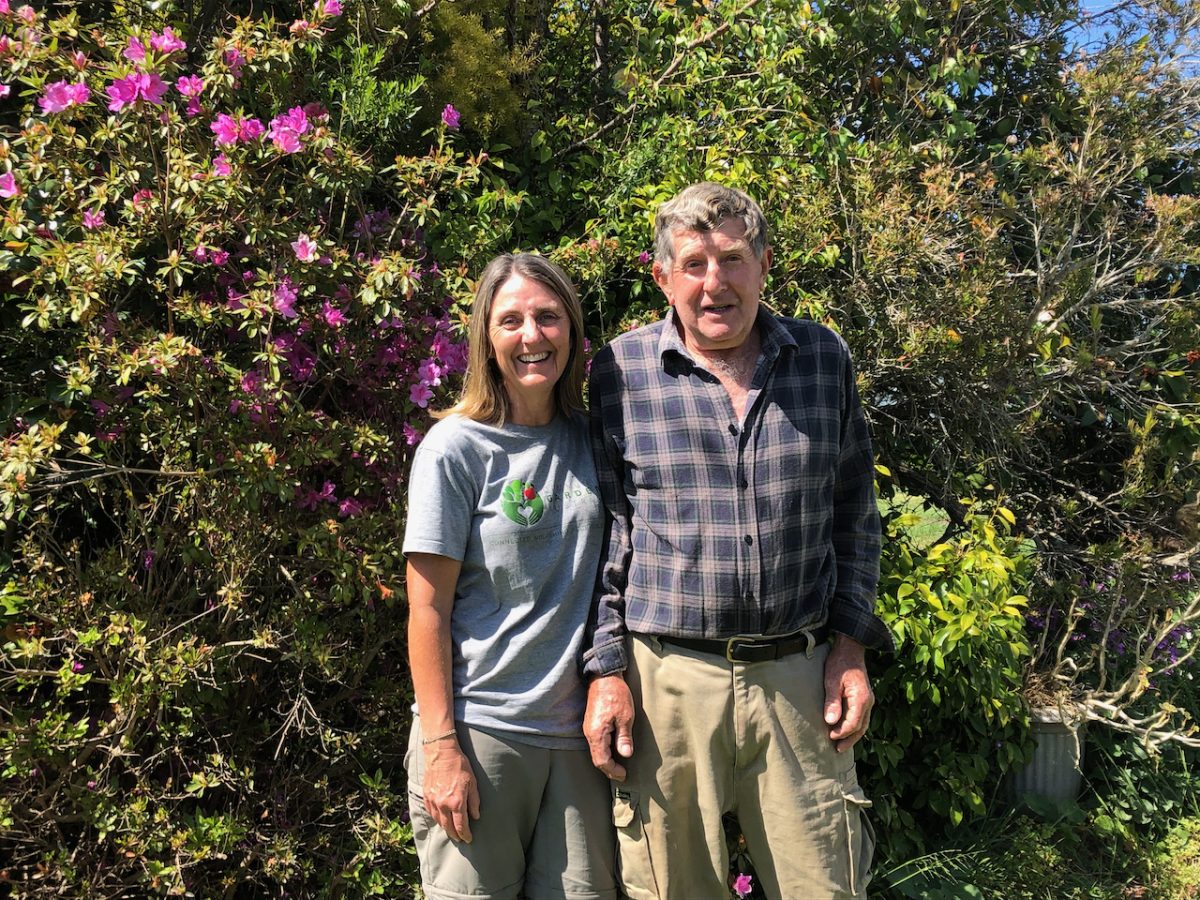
[863,491,1034,859]
[0,2,503,893]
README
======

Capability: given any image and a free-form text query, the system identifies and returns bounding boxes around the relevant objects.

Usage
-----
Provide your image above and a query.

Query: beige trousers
[614,635,875,900]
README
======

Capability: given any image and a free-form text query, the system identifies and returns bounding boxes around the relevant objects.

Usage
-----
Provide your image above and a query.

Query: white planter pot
[1009,705,1086,804]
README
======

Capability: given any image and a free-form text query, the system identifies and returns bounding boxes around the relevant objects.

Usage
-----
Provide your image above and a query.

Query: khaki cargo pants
[613,635,876,899]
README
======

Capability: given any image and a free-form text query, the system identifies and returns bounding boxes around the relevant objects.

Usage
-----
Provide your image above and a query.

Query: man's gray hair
[653,182,769,265]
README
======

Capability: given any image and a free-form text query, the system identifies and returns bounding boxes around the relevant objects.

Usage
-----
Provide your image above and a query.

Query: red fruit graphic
[523,484,536,500]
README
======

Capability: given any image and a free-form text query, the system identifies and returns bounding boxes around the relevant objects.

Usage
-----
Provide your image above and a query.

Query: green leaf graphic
[500,479,544,526]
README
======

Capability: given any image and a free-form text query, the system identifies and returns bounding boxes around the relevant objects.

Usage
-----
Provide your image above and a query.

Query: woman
[403,254,617,900]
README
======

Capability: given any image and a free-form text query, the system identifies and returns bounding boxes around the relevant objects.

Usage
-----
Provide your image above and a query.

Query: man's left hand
[823,634,874,752]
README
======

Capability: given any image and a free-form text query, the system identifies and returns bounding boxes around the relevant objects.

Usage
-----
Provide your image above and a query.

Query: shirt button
[728,423,738,436]
[740,477,748,489]
[744,535,753,545]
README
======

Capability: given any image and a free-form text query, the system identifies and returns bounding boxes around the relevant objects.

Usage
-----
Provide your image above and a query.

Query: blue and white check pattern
[583,309,892,677]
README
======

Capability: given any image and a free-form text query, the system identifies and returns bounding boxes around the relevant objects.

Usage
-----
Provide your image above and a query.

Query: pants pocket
[842,785,876,897]
[612,787,660,900]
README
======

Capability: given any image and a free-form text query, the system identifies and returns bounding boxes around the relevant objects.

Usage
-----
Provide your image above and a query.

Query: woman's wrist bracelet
[421,727,458,745]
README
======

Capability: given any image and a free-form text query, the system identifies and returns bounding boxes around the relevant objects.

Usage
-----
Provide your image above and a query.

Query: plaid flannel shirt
[583,309,893,678]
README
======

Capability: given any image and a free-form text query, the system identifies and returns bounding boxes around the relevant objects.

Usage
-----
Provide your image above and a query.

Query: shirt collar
[658,307,797,369]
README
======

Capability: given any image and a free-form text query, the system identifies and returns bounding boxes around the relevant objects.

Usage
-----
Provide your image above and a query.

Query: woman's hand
[422,740,481,843]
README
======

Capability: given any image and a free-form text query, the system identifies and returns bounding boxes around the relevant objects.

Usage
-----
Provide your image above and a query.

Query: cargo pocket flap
[612,789,636,827]
[842,785,873,810]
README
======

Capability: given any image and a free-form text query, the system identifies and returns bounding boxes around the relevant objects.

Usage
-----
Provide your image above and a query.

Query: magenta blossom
[223,47,245,75]
[403,423,423,446]
[176,74,204,97]
[72,660,85,674]
[441,104,460,129]
[210,248,229,266]
[274,279,299,319]
[0,171,17,199]
[210,113,264,146]
[638,250,651,265]
[212,153,231,176]
[733,874,753,898]
[338,498,363,518]
[130,188,154,212]
[0,0,10,17]
[321,299,347,328]
[268,106,309,153]
[149,27,186,53]
[410,382,434,408]
[16,3,33,24]
[321,0,342,14]
[291,234,318,262]
[70,50,87,70]
[82,209,105,230]
[38,80,90,113]
[106,72,168,111]
[0,84,8,99]
[418,358,443,386]
[123,36,146,64]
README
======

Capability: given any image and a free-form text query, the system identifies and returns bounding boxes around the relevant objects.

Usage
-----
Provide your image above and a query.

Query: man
[583,182,892,899]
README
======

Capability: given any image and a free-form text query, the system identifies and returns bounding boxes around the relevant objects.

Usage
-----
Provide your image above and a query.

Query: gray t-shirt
[403,412,602,749]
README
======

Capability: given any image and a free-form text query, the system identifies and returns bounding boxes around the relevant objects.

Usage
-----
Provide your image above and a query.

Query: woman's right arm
[407,551,481,843]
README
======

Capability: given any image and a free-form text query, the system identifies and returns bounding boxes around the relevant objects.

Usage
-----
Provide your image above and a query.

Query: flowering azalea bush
[0,1,504,893]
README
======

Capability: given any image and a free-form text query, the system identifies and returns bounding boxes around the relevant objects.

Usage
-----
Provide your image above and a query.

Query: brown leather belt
[658,624,832,663]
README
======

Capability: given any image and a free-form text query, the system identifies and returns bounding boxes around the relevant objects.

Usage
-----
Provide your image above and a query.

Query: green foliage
[879,810,1200,899]
[864,494,1034,858]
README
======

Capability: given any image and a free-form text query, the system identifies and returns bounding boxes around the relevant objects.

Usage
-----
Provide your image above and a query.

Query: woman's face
[487,274,572,408]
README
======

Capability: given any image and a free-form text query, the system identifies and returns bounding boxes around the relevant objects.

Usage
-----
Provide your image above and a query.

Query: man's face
[653,218,771,355]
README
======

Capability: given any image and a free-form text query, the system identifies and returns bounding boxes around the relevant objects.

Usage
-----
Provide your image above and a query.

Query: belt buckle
[725,636,745,663]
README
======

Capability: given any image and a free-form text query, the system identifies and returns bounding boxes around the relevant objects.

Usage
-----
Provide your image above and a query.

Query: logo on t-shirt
[500,479,544,526]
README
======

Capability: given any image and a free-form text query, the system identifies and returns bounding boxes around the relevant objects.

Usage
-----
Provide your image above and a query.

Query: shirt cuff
[828,603,896,654]
[582,637,628,679]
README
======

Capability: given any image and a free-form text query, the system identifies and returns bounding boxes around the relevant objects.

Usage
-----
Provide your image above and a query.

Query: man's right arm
[582,344,636,779]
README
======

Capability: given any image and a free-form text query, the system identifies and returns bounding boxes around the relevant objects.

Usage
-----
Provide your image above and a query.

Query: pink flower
[338,497,363,518]
[123,36,146,64]
[185,97,201,117]
[274,279,299,318]
[130,188,154,212]
[176,74,203,97]
[82,209,105,229]
[303,101,329,120]
[72,660,85,673]
[210,113,239,146]
[321,0,342,15]
[441,104,460,129]
[321,299,347,328]
[149,27,186,53]
[0,0,10,16]
[638,250,651,265]
[418,358,443,386]
[291,234,318,262]
[403,423,423,446]
[0,171,17,199]
[212,153,231,176]
[106,72,167,111]
[289,19,312,36]
[70,50,87,70]
[733,874,753,898]
[239,117,264,141]
[211,113,263,146]
[223,47,245,74]
[410,382,434,408]
[0,83,8,99]
[268,107,309,153]
[210,248,229,266]
[39,80,90,114]
[16,4,33,24]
